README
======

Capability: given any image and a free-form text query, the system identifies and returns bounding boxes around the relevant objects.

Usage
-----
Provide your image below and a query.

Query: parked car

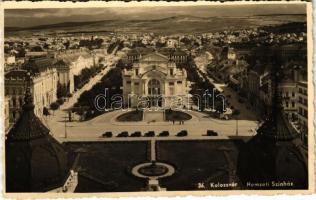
[102,131,112,138]
[144,131,155,137]
[130,131,141,137]
[159,131,169,137]
[206,130,218,136]
[117,131,128,137]
[177,130,188,137]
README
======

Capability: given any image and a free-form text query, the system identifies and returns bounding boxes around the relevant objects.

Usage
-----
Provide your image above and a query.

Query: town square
[2,1,312,195]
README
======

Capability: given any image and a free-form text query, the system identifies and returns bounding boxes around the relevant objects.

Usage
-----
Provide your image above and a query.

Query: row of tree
[107,41,124,54]
[73,68,123,120]
[74,65,102,89]
[79,38,104,49]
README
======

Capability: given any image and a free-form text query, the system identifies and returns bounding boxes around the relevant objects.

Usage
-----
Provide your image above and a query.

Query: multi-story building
[279,80,297,121]
[54,49,97,94]
[297,81,308,145]
[122,52,188,108]
[5,57,58,122]
[248,62,271,116]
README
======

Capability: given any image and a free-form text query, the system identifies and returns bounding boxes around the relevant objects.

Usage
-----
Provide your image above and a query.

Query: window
[177,81,182,84]
[12,98,16,107]
[126,81,131,84]
[292,102,295,108]
[134,82,139,86]
[286,102,289,108]
[148,79,160,95]
[299,97,302,103]
[169,82,174,86]
[169,87,175,95]
[170,69,174,76]
[135,69,139,76]
[19,98,23,106]
[292,92,295,97]
[304,99,307,106]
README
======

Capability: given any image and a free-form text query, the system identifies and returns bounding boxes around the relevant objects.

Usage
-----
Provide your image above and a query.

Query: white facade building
[5,67,58,122]
[122,52,188,108]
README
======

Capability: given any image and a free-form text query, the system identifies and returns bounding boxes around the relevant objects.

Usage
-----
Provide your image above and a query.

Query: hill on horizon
[5,14,306,35]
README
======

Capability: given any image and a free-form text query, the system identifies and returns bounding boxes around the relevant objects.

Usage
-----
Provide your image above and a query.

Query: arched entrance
[148,79,162,107]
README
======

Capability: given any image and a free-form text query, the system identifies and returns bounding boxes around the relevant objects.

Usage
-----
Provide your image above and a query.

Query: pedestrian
[182,120,185,125]
[179,121,181,125]
[172,120,175,125]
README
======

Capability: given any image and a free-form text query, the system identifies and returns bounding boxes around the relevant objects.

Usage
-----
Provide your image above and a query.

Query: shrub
[57,98,64,105]
[50,102,60,114]
[232,109,241,116]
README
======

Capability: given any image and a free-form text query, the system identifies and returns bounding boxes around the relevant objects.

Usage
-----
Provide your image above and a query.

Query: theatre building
[122,52,188,108]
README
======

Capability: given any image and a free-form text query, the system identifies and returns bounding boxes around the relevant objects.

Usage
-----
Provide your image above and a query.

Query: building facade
[279,81,297,120]
[297,81,308,145]
[122,52,188,108]
[5,67,58,122]
[54,49,98,94]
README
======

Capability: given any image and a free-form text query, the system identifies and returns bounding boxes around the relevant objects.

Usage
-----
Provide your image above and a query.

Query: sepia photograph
[1,1,314,196]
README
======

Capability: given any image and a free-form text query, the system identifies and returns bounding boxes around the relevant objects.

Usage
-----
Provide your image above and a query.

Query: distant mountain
[5,14,306,35]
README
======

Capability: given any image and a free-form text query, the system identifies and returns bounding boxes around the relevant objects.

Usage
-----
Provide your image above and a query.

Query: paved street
[43,54,260,141]
[195,56,258,121]
[61,54,116,110]
[42,53,119,133]
[46,108,258,141]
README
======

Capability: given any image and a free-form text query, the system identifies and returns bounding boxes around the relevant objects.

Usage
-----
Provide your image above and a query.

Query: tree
[57,98,64,105]
[50,102,60,115]
[57,82,68,98]
[63,40,70,49]
[31,46,43,52]
[43,107,50,116]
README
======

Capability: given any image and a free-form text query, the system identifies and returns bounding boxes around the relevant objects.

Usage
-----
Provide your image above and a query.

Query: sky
[4,4,306,27]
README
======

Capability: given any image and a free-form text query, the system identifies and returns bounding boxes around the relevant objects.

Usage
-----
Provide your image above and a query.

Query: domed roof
[6,77,71,192]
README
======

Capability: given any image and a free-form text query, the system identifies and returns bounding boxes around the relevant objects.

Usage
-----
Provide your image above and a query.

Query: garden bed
[116,110,143,122]
[165,110,192,121]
